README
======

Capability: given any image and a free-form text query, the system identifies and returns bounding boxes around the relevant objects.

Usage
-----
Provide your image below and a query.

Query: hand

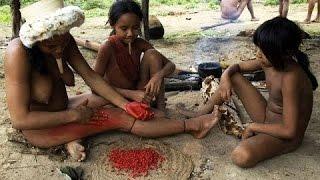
[242,124,255,139]
[125,101,155,121]
[219,76,232,101]
[71,99,93,124]
[130,90,154,105]
[145,73,163,97]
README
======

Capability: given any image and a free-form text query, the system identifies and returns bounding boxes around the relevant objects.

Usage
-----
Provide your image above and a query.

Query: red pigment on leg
[108,148,165,177]
[47,108,122,139]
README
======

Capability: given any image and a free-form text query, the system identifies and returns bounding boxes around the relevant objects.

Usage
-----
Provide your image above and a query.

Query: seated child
[304,0,320,23]
[220,0,259,21]
[88,0,175,111]
[177,17,318,168]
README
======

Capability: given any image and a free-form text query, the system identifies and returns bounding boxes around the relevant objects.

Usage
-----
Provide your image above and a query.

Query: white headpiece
[19,6,85,48]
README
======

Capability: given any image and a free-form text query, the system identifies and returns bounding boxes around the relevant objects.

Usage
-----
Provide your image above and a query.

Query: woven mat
[90,139,193,180]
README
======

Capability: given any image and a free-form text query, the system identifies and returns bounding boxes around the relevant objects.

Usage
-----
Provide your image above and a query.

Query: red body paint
[47,108,121,138]
[108,148,165,177]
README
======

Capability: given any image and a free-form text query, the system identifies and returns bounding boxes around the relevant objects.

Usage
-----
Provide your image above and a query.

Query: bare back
[263,63,313,140]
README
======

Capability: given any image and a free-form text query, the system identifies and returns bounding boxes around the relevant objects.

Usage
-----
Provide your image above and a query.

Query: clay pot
[198,62,222,78]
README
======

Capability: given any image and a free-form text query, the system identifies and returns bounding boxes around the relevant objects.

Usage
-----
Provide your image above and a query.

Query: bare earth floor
[0,3,319,180]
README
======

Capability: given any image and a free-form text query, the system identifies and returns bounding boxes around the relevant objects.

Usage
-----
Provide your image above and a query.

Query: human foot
[66,140,86,162]
[303,18,311,24]
[251,17,259,21]
[312,17,320,23]
[176,103,198,118]
[188,105,221,139]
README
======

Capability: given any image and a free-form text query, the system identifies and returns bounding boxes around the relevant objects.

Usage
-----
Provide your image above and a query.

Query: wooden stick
[74,37,101,52]
[128,42,132,55]
[56,58,64,74]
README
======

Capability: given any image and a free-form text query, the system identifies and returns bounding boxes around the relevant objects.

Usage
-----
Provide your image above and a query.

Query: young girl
[177,17,318,167]
[89,0,175,111]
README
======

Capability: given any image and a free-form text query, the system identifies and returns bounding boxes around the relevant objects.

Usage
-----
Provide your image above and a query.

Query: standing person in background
[304,0,320,23]
[279,0,290,17]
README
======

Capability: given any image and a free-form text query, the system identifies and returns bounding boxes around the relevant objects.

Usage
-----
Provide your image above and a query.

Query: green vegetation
[264,0,279,6]
[264,0,307,5]
[292,0,307,4]
[0,5,10,25]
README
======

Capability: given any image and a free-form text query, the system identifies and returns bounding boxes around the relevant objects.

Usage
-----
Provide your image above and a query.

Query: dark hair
[24,46,48,75]
[253,17,318,90]
[108,0,143,26]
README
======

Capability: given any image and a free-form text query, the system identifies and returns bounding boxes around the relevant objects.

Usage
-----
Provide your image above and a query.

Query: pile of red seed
[108,148,165,177]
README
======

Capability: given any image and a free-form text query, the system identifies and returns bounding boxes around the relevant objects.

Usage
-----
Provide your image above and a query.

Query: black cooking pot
[198,62,222,78]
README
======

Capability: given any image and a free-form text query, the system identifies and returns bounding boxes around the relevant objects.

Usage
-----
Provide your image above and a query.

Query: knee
[143,49,163,66]
[231,146,256,168]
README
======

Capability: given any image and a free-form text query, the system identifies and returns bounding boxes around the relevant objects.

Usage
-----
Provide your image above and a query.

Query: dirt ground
[0,3,320,180]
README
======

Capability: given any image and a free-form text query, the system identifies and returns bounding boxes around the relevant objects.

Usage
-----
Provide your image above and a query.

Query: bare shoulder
[135,38,154,51]
[6,38,27,57]
[281,65,303,93]
[99,40,113,52]
[5,38,29,67]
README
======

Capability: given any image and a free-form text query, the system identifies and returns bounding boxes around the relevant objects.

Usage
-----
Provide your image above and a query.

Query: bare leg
[177,73,267,122]
[304,0,316,23]
[137,49,167,111]
[22,105,220,160]
[312,0,320,22]
[176,101,216,118]
[246,0,259,21]
[131,105,221,139]
[234,0,251,19]
[280,0,289,17]
[231,134,300,168]
[279,0,284,16]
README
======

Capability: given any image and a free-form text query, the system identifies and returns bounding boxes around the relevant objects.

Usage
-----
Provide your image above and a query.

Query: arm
[219,60,262,100]
[222,59,262,79]
[246,72,300,140]
[138,39,176,95]
[4,40,75,130]
[94,40,111,77]
[67,37,129,109]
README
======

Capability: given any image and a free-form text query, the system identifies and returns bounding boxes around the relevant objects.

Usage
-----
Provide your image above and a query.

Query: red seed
[108,148,165,178]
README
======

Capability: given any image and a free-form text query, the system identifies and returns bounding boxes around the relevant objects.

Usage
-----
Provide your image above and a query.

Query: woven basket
[20,0,64,22]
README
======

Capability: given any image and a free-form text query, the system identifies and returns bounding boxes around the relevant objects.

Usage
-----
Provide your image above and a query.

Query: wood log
[149,15,164,39]
[141,0,150,40]
[74,37,101,52]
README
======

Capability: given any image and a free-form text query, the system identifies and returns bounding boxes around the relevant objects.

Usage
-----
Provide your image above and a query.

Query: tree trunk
[141,0,149,41]
[11,0,21,39]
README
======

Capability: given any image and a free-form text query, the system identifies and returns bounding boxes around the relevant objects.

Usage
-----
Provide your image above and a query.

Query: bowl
[198,62,222,78]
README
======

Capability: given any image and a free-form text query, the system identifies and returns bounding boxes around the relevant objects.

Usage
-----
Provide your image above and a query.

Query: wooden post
[141,0,149,41]
[11,0,21,39]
